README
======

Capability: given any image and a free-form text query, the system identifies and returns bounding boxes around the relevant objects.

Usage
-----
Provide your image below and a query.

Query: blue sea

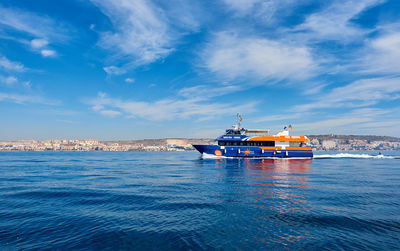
[0,151,399,250]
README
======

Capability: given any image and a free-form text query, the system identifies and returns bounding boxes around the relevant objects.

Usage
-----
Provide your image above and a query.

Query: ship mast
[234,113,243,130]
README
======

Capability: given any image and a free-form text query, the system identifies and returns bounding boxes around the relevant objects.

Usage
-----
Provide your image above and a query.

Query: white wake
[313,153,395,159]
[201,152,397,159]
[201,153,312,160]
[201,153,231,159]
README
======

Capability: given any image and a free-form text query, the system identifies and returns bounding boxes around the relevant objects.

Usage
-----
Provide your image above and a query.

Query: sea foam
[314,153,395,159]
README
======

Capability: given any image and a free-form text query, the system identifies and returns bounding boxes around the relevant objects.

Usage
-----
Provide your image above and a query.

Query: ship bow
[192,144,206,154]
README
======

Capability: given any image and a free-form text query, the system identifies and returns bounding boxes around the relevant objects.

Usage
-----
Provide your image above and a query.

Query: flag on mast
[237,113,243,121]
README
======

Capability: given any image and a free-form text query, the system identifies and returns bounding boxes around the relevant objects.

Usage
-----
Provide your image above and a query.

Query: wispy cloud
[253,113,303,123]
[0,5,65,39]
[294,77,400,111]
[0,56,26,72]
[302,83,328,95]
[99,109,122,117]
[294,0,383,42]
[103,66,126,76]
[192,0,389,108]
[294,108,399,135]
[201,32,316,82]
[178,84,242,100]
[87,91,256,121]
[362,30,400,74]
[0,75,18,85]
[56,119,79,124]
[90,0,201,74]
[222,0,303,23]
[0,92,59,105]
[0,5,67,57]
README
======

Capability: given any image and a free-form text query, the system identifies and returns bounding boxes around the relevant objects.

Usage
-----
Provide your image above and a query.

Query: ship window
[289,141,301,147]
[261,141,275,146]
[226,130,241,135]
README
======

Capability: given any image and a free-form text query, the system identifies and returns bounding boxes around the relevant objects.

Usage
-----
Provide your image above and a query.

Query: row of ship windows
[218,141,275,146]
[225,131,242,135]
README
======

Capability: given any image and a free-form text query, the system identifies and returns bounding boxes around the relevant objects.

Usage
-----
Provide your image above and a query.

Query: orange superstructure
[249,136,309,142]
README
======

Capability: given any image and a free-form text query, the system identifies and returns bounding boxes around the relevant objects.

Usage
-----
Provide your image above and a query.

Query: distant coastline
[0,135,399,152]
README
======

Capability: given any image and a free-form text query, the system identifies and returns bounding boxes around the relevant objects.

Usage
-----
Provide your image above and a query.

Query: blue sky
[1,0,400,140]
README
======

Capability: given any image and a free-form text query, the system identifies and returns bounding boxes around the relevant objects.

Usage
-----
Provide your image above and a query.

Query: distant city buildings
[308,137,400,151]
[321,140,337,150]
[0,136,399,152]
[0,139,212,152]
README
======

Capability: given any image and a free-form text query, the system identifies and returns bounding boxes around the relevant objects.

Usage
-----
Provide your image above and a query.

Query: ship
[193,114,313,158]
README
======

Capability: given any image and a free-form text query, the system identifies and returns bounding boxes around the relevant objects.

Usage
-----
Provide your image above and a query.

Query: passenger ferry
[193,115,313,158]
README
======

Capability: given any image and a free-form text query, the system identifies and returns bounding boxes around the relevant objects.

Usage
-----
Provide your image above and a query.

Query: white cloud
[99,109,121,117]
[0,56,25,72]
[294,0,383,42]
[30,38,49,49]
[358,120,400,129]
[31,39,57,58]
[0,92,58,105]
[0,5,65,40]
[125,78,134,83]
[0,6,67,58]
[222,0,302,23]
[87,92,256,121]
[91,0,175,66]
[293,108,400,136]
[5,76,17,85]
[0,75,18,85]
[90,0,201,69]
[40,49,56,57]
[298,117,371,132]
[362,31,400,74]
[103,66,126,76]
[302,83,327,95]
[178,84,242,100]
[0,6,64,38]
[201,32,316,81]
[295,77,400,111]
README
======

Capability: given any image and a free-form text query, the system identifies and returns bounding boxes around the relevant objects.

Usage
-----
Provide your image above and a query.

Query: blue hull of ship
[193,145,313,158]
